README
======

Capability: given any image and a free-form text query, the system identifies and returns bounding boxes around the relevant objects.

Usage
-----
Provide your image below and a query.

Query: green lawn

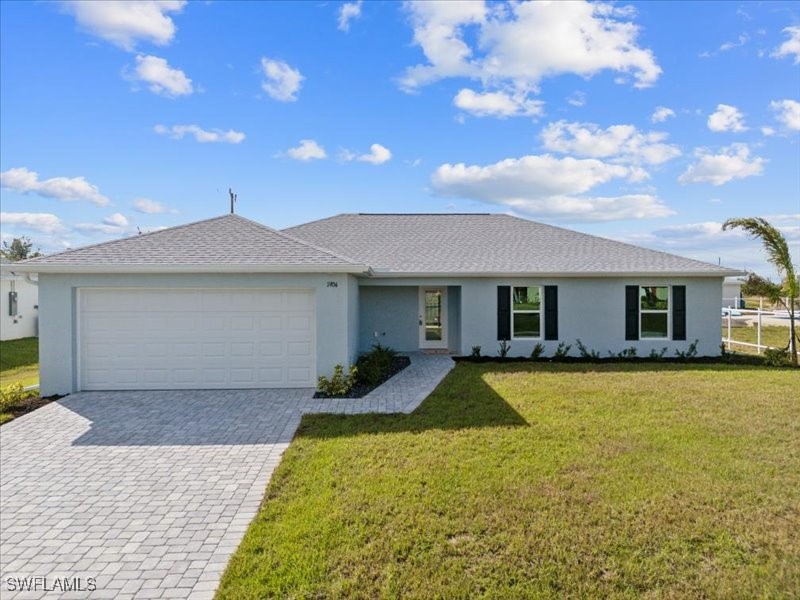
[218,362,800,599]
[0,337,39,387]
[722,324,795,356]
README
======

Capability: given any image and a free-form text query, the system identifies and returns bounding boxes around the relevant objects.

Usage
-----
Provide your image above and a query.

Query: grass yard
[0,337,40,424]
[0,337,39,387]
[219,363,800,599]
[722,324,795,356]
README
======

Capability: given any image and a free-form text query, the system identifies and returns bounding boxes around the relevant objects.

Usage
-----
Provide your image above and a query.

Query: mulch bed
[454,354,775,366]
[314,355,411,399]
[2,395,63,424]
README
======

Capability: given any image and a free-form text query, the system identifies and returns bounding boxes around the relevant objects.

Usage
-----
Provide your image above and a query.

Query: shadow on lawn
[298,373,529,439]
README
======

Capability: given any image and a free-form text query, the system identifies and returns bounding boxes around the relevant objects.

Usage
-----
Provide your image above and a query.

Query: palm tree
[722,217,798,365]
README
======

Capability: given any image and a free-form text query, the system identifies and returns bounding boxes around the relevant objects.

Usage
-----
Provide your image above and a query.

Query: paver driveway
[0,354,454,599]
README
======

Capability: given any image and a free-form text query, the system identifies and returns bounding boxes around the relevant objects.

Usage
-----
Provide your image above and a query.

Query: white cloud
[338,1,362,32]
[400,0,661,93]
[431,154,673,222]
[0,212,65,234]
[772,26,800,64]
[707,104,747,132]
[154,124,245,144]
[132,55,193,97]
[678,144,765,186]
[342,143,392,165]
[541,121,681,166]
[651,106,675,123]
[286,139,327,161]
[104,213,129,228]
[566,91,586,107]
[63,0,185,51]
[260,58,304,102]
[770,99,800,131]
[75,213,131,235]
[761,126,776,136]
[453,88,544,118]
[0,167,109,206]
[132,198,172,214]
[720,33,749,52]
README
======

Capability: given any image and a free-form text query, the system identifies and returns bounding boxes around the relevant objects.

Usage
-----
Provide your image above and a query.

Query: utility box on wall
[1,269,38,340]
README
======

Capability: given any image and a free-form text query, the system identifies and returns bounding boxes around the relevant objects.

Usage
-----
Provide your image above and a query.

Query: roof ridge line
[238,215,364,266]
[19,214,233,265]
[502,214,726,271]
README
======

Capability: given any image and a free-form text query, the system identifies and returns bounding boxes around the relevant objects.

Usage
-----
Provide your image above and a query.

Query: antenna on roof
[229,188,237,214]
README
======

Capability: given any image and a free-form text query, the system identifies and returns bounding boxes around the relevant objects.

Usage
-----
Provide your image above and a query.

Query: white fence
[721,297,799,356]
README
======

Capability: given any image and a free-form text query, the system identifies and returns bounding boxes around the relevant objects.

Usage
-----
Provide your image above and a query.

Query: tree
[0,236,43,261]
[723,217,798,365]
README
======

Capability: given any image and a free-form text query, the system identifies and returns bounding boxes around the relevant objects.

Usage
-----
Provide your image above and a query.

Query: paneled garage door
[79,288,315,390]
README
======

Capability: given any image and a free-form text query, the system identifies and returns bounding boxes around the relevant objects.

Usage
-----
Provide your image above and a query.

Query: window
[640,286,669,338]
[512,286,541,338]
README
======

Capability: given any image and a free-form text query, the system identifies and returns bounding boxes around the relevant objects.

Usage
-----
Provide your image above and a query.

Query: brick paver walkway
[0,353,453,599]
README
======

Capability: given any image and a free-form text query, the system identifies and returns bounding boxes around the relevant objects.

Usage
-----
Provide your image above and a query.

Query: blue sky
[1,1,798,277]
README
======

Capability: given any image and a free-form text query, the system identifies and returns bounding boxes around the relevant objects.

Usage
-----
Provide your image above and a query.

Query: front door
[418,287,448,349]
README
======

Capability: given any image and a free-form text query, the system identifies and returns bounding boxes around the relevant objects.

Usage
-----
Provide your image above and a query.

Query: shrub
[0,383,25,413]
[498,340,511,358]
[763,347,791,367]
[530,343,545,360]
[575,339,600,359]
[649,347,668,360]
[675,339,699,359]
[356,344,397,387]
[317,364,358,397]
[470,345,482,358]
[612,347,638,358]
[553,342,571,360]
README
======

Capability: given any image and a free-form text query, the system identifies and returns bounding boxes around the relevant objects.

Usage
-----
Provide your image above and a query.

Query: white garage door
[79,288,316,390]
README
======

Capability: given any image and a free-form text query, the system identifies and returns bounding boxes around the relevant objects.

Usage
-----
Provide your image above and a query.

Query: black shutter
[625,285,639,341]
[544,285,558,340]
[672,285,686,340]
[497,286,511,341]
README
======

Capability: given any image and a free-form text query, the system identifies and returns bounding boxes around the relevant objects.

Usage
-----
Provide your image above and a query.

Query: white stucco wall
[1,274,38,340]
[362,276,724,358]
[38,272,355,396]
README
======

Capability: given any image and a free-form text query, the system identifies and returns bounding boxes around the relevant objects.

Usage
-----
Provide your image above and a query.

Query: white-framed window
[512,286,542,339]
[640,285,669,339]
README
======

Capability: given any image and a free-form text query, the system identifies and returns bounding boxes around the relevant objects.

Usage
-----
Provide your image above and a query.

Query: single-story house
[0,261,38,341]
[11,213,742,396]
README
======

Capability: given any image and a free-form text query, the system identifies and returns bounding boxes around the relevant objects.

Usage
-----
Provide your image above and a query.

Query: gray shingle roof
[18,214,364,271]
[284,213,738,276]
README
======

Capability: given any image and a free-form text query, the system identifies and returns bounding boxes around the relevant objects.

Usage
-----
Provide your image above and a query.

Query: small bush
[649,347,668,360]
[575,339,600,359]
[763,347,791,367]
[356,343,397,386]
[612,347,638,358]
[675,339,699,359]
[470,345,482,358]
[530,343,545,360]
[317,364,358,397]
[0,383,25,413]
[553,342,571,360]
[498,340,511,358]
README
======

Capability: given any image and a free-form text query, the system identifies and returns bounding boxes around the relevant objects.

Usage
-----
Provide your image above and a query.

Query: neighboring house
[12,213,742,396]
[722,276,746,309]
[0,262,38,341]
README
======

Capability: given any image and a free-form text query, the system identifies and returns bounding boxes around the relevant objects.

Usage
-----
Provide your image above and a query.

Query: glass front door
[419,287,448,349]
